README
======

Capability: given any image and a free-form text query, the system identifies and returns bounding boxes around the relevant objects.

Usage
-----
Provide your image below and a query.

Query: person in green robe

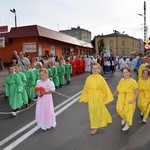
[47,68,53,80]
[65,59,72,85]
[57,60,66,87]
[14,65,28,106]
[46,63,53,81]
[22,64,36,104]
[51,63,60,88]
[31,62,40,85]
[4,64,24,116]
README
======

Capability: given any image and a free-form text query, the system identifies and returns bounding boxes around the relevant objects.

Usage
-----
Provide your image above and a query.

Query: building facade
[60,26,91,43]
[0,25,93,64]
[95,31,144,56]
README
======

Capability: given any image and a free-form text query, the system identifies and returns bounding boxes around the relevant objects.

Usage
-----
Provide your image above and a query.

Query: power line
[87,9,142,29]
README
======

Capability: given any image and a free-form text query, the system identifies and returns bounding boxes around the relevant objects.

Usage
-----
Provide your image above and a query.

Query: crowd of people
[80,52,150,134]
[4,50,150,133]
[80,60,150,134]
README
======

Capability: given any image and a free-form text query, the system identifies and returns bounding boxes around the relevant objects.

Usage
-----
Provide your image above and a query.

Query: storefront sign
[23,42,36,53]
[0,26,8,33]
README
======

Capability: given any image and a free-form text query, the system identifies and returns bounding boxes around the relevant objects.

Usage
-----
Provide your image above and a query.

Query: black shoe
[25,104,30,108]
[140,112,143,118]
[142,121,147,124]
[140,114,143,118]
[59,84,63,88]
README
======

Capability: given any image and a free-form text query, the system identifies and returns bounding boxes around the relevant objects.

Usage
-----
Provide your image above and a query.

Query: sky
[1,0,150,40]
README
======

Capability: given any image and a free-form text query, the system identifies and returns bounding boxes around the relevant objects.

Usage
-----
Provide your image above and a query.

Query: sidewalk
[0,68,9,95]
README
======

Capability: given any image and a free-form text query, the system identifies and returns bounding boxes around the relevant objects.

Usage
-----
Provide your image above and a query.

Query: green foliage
[98,39,105,54]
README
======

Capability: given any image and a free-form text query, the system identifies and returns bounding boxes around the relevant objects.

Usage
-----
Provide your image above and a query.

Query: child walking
[65,59,72,85]
[35,68,56,130]
[14,64,28,107]
[4,64,24,116]
[113,67,138,131]
[79,63,113,135]
[22,64,36,105]
[137,69,150,124]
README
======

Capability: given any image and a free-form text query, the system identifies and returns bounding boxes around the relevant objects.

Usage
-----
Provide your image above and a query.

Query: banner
[23,42,36,53]
[0,26,8,33]
[0,37,5,47]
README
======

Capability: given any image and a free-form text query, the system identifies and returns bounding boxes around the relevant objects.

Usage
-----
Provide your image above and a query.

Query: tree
[98,39,105,55]
[91,37,96,54]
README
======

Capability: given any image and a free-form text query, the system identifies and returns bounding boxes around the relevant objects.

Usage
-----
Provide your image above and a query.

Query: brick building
[0,25,93,64]
[95,31,143,56]
[60,26,91,43]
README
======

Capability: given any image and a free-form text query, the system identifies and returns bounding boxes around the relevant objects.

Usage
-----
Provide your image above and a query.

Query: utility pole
[144,1,146,54]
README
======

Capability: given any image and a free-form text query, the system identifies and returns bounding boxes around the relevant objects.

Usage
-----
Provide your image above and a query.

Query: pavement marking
[53,91,70,98]
[0,92,81,147]
[0,91,82,115]
[0,120,36,147]
[3,95,80,150]
[54,91,82,110]
[3,126,40,150]
[55,95,80,116]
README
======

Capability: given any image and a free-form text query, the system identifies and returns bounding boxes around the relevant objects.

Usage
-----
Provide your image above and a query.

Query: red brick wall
[0,36,38,63]
[0,36,91,64]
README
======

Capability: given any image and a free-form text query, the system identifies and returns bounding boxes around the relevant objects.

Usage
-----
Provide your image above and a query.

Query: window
[122,41,125,46]
[109,41,113,52]
[51,46,56,56]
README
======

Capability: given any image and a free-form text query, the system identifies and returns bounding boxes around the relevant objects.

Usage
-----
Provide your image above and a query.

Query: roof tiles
[2,25,92,48]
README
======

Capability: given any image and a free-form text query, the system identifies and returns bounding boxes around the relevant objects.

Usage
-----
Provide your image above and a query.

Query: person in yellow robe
[79,63,113,135]
[113,67,138,131]
[138,57,148,79]
[138,69,150,124]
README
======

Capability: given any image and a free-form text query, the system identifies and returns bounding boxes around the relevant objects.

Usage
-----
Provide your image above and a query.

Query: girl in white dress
[35,68,56,130]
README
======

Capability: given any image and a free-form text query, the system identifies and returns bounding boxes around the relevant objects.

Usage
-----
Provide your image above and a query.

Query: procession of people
[3,50,150,133]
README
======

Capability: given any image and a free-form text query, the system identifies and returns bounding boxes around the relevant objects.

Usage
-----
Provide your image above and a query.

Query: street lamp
[10,9,17,27]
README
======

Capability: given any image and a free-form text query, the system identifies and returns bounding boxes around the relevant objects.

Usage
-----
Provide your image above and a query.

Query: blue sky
[1,0,150,40]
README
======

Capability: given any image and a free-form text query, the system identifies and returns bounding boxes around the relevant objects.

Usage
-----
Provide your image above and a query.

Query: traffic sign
[145,38,150,44]
[144,43,150,49]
